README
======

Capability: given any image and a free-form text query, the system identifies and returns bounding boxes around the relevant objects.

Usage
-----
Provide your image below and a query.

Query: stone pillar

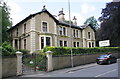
[16,51,23,76]
[82,30,86,47]
[45,51,53,72]
[30,17,36,54]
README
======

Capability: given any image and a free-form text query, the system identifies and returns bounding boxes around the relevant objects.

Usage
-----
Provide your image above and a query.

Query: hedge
[42,46,120,56]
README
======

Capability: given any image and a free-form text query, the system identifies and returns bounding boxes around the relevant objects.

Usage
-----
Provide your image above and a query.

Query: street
[20,60,119,78]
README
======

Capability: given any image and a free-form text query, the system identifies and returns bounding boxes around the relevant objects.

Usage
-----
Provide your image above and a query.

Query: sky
[5,0,113,26]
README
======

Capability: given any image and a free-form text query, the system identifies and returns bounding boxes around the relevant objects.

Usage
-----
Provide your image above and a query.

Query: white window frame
[59,26,67,36]
[41,21,49,33]
[59,26,63,35]
[39,35,52,50]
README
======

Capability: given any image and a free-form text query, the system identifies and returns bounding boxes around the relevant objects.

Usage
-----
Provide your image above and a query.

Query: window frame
[59,26,63,35]
[88,32,91,39]
[41,21,49,32]
[24,23,26,33]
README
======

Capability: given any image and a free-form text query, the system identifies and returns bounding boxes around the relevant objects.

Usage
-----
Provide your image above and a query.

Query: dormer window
[42,22,48,32]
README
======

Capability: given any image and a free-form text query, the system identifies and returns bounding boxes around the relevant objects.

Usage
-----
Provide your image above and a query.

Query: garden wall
[2,56,17,78]
[52,53,118,70]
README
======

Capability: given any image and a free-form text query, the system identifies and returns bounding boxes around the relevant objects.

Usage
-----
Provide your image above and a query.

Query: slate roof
[7,9,95,32]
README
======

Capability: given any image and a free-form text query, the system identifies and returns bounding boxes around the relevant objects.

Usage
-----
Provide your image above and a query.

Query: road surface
[21,60,119,77]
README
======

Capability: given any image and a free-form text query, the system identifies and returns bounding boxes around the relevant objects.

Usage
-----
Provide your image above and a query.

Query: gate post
[45,51,53,72]
[16,51,23,76]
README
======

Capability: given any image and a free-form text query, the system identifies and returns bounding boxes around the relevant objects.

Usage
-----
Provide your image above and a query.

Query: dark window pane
[46,37,50,46]
[63,27,66,35]
[77,42,79,47]
[73,30,75,37]
[24,39,26,49]
[60,40,63,47]
[89,42,91,48]
[88,32,91,39]
[59,26,62,35]
[92,42,94,47]
[16,28,18,36]
[74,42,76,47]
[42,22,47,32]
[41,37,44,49]
[76,30,78,37]
[64,41,67,47]
[24,24,26,33]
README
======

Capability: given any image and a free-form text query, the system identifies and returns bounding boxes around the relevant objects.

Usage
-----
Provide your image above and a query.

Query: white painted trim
[39,35,52,50]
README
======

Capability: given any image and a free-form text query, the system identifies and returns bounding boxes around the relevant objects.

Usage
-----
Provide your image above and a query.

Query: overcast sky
[5,0,113,26]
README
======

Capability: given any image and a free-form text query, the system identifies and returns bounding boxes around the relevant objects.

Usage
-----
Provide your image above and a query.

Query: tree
[0,0,12,43]
[97,2,120,47]
[84,16,99,30]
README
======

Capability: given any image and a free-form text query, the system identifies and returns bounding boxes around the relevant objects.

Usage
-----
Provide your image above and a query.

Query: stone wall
[52,53,118,70]
[2,56,17,78]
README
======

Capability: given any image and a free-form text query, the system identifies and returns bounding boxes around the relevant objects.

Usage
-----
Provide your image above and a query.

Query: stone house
[7,7,96,53]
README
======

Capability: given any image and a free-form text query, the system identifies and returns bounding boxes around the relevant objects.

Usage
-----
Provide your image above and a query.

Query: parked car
[96,54,117,65]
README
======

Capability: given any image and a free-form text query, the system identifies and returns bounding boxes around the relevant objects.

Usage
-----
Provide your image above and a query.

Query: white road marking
[95,69,117,77]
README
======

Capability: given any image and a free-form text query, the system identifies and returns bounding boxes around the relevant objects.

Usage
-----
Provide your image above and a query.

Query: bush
[42,46,120,56]
[1,42,16,56]
[18,49,30,55]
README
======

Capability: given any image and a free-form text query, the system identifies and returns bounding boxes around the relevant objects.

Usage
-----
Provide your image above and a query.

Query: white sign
[99,40,110,47]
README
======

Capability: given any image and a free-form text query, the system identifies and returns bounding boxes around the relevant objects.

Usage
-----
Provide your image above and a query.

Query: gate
[22,53,47,74]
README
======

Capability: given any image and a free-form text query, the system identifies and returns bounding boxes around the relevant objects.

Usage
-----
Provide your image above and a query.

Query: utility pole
[68,0,73,68]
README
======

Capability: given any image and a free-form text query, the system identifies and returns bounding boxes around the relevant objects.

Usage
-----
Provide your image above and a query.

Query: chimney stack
[58,8,65,22]
[72,16,77,25]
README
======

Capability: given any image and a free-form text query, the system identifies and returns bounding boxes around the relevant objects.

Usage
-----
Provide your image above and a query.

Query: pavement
[20,63,98,77]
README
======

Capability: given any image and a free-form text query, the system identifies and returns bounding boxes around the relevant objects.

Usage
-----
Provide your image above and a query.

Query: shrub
[1,41,16,56]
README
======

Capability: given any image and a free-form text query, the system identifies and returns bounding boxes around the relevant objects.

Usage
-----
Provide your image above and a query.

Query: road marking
[95,69,117,77]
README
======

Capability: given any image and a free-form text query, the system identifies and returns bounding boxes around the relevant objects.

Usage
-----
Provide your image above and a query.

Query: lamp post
[68,0,73,68]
